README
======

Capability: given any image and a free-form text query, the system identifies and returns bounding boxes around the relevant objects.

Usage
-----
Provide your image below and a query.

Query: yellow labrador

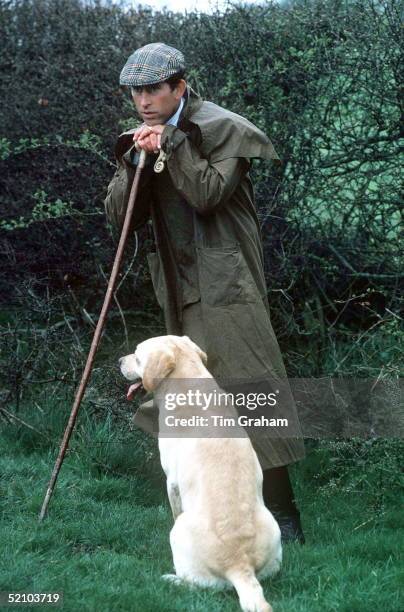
[120,335,281,612]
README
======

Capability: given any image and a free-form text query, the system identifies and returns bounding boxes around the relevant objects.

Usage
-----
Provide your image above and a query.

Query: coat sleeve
[104,150,154,237]
[160,124,250,216]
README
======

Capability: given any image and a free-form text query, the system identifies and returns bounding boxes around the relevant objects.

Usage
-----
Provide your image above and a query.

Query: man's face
[131,80,186,126]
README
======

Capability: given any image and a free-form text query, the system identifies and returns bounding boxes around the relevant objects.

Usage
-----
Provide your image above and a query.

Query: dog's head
[119,335,207,397]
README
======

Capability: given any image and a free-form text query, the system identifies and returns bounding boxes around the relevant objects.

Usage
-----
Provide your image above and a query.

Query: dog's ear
[181,335,208,366]
[142,346,176,392]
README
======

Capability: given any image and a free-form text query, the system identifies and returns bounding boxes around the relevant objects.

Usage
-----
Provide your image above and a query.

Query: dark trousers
[262,465,300,518]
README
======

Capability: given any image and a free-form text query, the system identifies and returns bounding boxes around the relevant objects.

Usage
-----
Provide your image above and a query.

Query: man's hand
[134,125,165,154]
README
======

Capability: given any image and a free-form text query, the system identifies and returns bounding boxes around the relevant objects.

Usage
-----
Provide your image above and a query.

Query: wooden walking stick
[39,148,147,521]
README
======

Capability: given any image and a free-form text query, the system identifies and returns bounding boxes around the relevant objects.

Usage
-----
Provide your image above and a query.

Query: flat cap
[119,42,185,87]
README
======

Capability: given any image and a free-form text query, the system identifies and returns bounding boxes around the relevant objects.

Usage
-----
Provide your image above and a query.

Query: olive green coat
[105,86,305,469]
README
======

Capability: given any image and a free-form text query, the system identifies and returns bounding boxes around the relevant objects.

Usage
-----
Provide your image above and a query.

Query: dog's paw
[161,573,183,586]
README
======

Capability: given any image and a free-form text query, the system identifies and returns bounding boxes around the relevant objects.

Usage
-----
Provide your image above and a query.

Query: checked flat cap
[119,42,185,87]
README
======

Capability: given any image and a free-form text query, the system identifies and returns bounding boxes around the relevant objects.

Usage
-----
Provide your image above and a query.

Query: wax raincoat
[105,86,305,469]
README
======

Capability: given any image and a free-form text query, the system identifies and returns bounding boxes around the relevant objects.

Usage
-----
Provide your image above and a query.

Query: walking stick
[39,148,147,522]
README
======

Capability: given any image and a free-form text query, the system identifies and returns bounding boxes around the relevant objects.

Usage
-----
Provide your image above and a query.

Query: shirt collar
[165,97,184,127]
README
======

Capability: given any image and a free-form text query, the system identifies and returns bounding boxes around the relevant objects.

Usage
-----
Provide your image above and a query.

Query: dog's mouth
[126,381,144,401]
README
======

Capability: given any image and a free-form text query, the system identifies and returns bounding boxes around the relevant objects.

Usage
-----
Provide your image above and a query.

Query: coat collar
[179,85,281,164]
[181,85,204,120]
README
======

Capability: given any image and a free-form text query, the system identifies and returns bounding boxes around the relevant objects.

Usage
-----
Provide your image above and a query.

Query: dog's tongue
[127,382,143,401]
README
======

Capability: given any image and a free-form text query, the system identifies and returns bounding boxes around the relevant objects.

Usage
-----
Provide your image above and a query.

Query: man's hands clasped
[133,125,165,154]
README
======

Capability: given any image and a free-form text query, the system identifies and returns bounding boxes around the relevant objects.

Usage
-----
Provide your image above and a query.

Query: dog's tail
[226,566,272,612]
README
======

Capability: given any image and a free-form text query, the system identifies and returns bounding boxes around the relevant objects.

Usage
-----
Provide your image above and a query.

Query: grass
[1,407,403,612]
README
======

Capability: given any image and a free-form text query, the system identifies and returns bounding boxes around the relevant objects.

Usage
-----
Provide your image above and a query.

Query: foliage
[0,189,76,230]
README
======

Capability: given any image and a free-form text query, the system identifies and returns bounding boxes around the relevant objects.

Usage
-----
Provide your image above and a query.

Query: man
[105,43,306,542]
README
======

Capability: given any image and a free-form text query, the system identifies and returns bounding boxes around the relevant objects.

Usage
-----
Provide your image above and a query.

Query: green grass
[1,418,403,612]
